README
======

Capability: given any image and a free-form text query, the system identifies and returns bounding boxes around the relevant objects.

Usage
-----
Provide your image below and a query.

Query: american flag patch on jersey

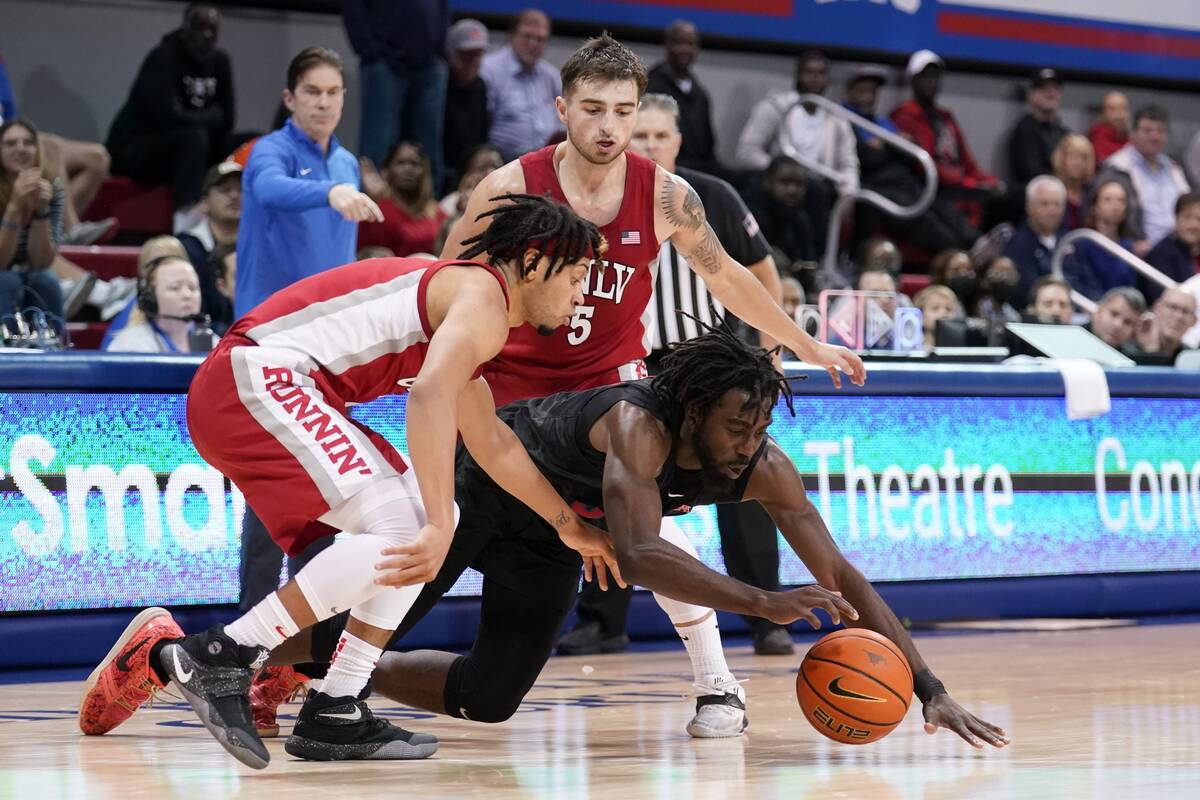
[620,230,641,245]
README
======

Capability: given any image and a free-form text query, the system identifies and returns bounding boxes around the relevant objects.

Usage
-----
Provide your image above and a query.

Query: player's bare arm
[389,268,513,585]
[438,162,528,260]
[449,376,626,591]
[653,168,866,388]
[597,402,856,623]
[747,440,1011,750]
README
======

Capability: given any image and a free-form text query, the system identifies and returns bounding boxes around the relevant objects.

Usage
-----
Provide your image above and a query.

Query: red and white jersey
[223,257,507,404]
[483,146,661,405]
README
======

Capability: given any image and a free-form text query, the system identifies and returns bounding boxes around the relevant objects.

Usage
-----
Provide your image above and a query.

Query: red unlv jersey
[483,146,661,406]
[223,257,507,404]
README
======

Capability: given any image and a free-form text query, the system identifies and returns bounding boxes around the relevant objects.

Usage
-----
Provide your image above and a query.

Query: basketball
[796,629,914,745]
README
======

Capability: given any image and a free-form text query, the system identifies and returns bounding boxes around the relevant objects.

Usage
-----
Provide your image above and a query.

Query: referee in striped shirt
[558,94,798,657]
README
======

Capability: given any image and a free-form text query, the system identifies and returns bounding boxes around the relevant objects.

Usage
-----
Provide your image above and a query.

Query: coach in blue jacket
[235,46,382,318]
[234,46,382,611]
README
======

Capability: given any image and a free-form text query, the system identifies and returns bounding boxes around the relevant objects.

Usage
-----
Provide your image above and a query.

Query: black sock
[149,638,181,685]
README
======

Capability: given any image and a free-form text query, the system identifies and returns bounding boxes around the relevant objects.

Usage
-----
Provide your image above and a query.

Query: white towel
[1049,358,1111,420]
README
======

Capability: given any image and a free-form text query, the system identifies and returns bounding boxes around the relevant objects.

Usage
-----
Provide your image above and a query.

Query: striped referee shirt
[648,166,770,352]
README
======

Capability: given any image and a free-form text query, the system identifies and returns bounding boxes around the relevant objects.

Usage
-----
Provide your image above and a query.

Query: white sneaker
[686,676,748,738]
[94,277,138,321]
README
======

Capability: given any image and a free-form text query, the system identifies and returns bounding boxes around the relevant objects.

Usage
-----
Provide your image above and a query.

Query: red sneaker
[78,607,184,735]
[250,665,310,738]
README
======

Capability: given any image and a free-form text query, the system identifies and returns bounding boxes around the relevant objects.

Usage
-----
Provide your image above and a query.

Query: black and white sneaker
[686,677,749,738]
[158,626,271,769]
[284,689,438,761]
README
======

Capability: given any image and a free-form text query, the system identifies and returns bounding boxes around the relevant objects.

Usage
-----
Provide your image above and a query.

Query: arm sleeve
[735,97,783,171]
[247,140,338,211]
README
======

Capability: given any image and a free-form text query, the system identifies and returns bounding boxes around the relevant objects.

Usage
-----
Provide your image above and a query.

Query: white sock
[224,592,300,651]
[676,614,734,689]
[321,629,382,699]
[653,518,736,689]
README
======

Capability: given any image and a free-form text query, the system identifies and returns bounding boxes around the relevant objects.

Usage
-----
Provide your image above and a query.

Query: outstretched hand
[922,694,1010,749]
[558,519,627,592]
[806,342,866,389]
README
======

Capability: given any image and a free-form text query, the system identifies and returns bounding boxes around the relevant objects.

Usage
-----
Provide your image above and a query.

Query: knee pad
[443,654,523,724]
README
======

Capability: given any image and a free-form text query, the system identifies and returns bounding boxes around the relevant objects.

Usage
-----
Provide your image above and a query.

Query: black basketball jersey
[460,379,766,526]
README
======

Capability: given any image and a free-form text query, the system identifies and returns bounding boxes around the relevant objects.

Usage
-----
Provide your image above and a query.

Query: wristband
[913,669,946,704]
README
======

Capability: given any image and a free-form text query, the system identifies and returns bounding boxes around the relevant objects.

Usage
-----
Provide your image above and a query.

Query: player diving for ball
[254,327,1010,751]
[430,32,866,737]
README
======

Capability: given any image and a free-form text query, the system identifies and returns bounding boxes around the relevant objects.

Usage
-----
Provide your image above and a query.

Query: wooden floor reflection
[2,623,1199,799]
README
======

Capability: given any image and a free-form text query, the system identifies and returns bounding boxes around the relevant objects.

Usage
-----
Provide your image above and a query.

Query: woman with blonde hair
[0,118,64,330]
[104,254,217,353]
[1051,134,1096,230]
[99,235,190,348]
[914,284,962,351]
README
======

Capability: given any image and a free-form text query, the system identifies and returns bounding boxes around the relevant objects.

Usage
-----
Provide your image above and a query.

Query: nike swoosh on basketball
[299,167,312,176]
[320,707,363,722]
[827,676,884,702]
[171,647,194,684]
[115,636,154,672]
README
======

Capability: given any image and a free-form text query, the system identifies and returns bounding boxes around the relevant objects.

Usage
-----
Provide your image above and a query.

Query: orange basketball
[796,628,913,745]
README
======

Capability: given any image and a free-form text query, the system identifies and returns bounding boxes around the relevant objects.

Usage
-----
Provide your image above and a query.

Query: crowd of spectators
[3,4,1199,363]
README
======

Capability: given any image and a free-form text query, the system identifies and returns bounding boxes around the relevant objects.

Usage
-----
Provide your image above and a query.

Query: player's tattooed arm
[659,172,725,275]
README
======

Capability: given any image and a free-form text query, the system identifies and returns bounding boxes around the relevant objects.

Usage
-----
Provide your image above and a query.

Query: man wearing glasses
[480,10,565,161]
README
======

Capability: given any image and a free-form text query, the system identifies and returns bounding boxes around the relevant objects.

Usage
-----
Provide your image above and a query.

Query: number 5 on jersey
[568,305,595,345]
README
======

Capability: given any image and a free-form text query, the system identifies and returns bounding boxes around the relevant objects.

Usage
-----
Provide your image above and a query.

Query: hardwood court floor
[2,623,1199,800]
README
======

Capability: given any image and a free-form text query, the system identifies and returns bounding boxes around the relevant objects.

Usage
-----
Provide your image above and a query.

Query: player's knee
[456,694,522,724]
[446,656,526,723]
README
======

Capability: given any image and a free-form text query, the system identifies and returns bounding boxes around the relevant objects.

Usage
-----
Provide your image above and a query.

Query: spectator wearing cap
[1142,192,1200,305]
[843,64,977,253]
[1006,68,1069,186]
[1097,104,1190,251]
[343,0,450,191]
[1089,91,1130,163]
[480,9,564,161]
[892,50,1001,198]
[891,51,1009,253]
[178,161,240,329]
[645,20,720,175]
[443,19,491,187]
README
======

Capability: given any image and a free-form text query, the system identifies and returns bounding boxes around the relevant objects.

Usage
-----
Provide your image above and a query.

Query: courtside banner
[3,370,1200,611]
[451,0,1200,83]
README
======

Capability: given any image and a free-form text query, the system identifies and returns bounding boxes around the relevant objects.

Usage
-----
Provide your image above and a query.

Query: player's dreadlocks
[652,315,799,426]
[458,193,606,279]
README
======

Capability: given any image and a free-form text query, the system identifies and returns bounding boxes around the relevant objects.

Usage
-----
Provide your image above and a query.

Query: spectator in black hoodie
[106,5,234,227]
[1142,192,1200,304]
